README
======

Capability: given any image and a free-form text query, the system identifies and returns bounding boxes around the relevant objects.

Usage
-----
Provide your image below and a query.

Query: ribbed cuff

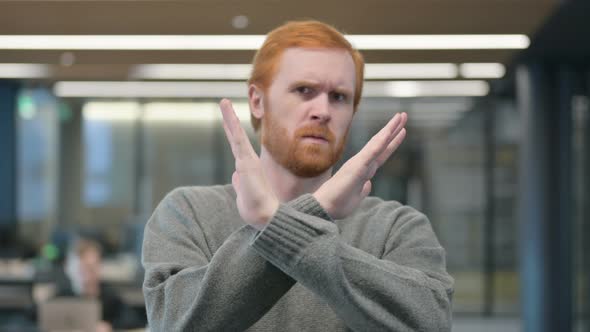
[250,195,336,271]
[288,194,333,221]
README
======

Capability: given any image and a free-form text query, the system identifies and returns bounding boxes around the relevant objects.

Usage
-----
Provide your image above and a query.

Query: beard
[261,106,348,178]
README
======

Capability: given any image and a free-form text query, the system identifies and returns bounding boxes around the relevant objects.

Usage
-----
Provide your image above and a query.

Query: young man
[142,20,454,331]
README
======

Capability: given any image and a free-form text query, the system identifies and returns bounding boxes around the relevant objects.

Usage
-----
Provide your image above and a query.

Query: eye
[295,86,313,95]
[331,92,349,103]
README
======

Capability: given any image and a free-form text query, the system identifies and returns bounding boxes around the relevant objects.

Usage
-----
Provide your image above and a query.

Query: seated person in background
[59,236,141,331]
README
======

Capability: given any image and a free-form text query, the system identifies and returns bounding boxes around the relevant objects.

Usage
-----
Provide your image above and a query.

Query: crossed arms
[142,100,454,331]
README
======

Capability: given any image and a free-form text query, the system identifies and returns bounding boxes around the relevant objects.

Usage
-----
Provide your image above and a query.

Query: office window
[17,87,59,223]
[82,102,138,208]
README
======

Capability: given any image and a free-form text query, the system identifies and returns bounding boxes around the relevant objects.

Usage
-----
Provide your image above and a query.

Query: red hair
[248,20,365,131]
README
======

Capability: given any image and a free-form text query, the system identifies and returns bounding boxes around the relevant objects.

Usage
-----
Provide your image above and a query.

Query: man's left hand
[313,112,407,219]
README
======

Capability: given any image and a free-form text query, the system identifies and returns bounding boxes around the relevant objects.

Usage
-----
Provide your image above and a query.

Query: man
[142,20,454,331]
[60,237,142,331]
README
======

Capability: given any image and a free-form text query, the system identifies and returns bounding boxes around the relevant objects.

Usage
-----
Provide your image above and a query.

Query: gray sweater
[142,185,454,331]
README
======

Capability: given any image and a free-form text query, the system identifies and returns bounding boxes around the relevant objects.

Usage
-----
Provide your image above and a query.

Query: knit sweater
[142,184,454,331]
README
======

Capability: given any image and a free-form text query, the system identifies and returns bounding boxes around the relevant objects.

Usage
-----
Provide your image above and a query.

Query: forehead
[273,48,355,89]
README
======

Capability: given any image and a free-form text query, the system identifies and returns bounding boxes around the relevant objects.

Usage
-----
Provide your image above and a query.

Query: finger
[223,120,250,165]
[219,99,256,159]
[222,118,233,140]
[372,112,406,166]
[366,160,379,179]
[220,101,238,155]
[232,171,240,192]
[220,98,240,136]
[400,112,408,125]
[359,113,402,163]
[223,120,255,168]
[374,113,402,148]
[361,180,372,198]
[383,112,406,146]
[376,128,406,166]
[389,112,407,140]
[222,120,236,153]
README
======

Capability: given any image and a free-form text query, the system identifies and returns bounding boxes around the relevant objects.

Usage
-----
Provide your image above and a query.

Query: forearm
[142,188,335,331]
[251,195,453,331]
[286,236,451,331]
[143,225,295,331]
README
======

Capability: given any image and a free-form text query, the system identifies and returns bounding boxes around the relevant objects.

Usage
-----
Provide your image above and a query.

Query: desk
[0,278,33,310]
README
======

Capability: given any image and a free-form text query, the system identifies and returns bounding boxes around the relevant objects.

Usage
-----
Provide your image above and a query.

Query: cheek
[268,94,297,120]
[283,107,307,132]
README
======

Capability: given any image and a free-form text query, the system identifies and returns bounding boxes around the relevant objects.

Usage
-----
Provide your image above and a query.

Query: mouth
[301,135,329,144]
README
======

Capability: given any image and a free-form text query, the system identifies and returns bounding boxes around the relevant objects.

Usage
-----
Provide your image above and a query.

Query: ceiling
[0,0,558,81]
[521,0,590,63]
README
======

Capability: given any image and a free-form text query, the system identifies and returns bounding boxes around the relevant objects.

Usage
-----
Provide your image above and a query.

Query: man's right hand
[219,99,279,230]
[313,112,407,219]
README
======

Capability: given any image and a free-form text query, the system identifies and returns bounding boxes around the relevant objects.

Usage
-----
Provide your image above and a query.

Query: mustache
[294,125,335,143]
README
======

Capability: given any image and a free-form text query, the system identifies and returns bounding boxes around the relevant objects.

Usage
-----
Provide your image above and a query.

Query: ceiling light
[54,81,248,98]
[143,102,252,123]
[364,80,489,97]
[55,80,489,98]
[0,34,529,50]
[348,35,529,50]
[365,63,457,79]
[143,102,219,123]
[0,35,265,50]
[81,101,252,124]
[130,64,252,80]
[131,63,506,80]
[132,63,459,80]
[0,63,52,78]
[83,101,141,121]
[460,63,506,78]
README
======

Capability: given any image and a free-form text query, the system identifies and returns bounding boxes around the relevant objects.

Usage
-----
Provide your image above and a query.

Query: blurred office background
[0,0,588,331]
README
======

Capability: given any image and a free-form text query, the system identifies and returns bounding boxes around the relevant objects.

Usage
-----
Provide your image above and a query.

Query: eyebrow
[289,80,353,96]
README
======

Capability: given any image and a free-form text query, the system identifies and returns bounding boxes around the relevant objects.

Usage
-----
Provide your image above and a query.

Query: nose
[309,93,331,123]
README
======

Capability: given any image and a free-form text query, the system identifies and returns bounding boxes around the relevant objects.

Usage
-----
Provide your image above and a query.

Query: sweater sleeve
[251,194,454,332]
[141,188,330,331]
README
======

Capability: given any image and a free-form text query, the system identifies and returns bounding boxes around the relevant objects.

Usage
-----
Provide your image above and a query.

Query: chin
[289,159,334,178]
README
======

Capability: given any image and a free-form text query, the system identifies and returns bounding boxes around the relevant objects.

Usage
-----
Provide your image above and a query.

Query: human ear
[248,84,264,120]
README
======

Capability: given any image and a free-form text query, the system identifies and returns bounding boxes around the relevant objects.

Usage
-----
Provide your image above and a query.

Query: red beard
[261,109,348,178]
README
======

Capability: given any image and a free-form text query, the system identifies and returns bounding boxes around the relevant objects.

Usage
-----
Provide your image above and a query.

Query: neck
[259,146,332,202]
